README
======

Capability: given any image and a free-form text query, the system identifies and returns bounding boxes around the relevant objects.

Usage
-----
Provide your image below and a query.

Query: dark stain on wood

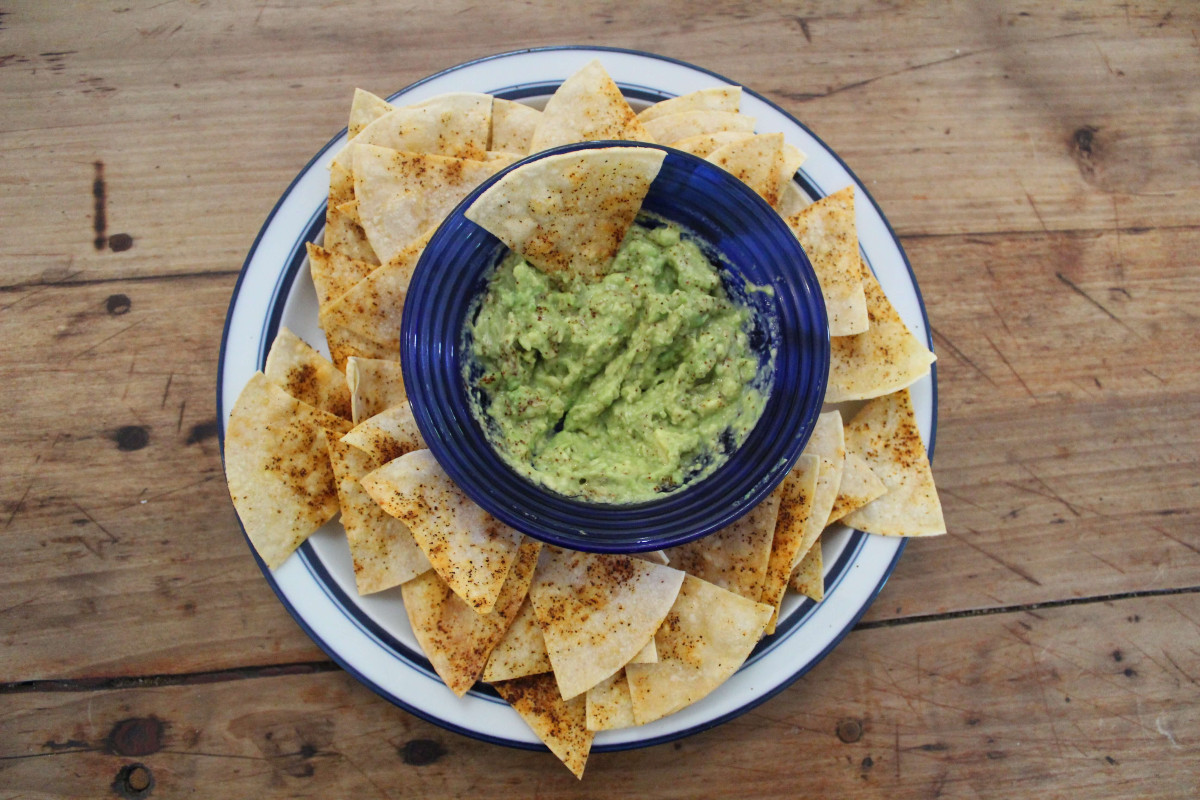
[106,293,132,315]
[1105,755,1118,765]
[1112,649,1123,662]
[861,755,874,770]
[114,425,150,452]
[836,718,863,744]
[109,233,134,252]
[105,717,165,756]
[112,763,154,799]
[186,419,218,445]
[1123,667,1137,678]
[93,160,107,250]
[400,738,446,766]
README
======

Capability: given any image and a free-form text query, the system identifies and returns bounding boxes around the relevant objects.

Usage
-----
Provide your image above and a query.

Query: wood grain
[2,0,1198,796]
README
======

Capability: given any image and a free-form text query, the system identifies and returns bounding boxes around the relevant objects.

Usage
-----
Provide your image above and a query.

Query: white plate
[217,46,937,752]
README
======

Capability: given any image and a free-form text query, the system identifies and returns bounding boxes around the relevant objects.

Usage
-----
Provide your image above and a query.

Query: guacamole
[467,219,769,504]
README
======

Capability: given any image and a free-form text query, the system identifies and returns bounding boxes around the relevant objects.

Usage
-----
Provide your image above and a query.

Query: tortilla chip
[361,450,525,613]
[825,259,938,402]
[529,547,685,701]
[490,98,542,154]
[528,59,652,151]
[667,130,754,158]
[775,143,807,210]
[327,437,430,594]
[353,144,498,264]
[641,110,756,145]
[337,92,491,170]
[792,410,847,562]
[483,596,551,683]
[225,373,351,569]
[841,389,945,536]
[636,86,741,123]
[464,146,665,281]
[637,549,670,566]
[328,159,356,209]
[263,327,351,419]
[345,357,406,424]
[707,132,787,207]
[341,402,426,463]
[348,88,394,138]
[318,228,432,350]
[402,536,541,696]
[662,484,782,601]
[761,454,819,633]
[626,574,773,725]
[631,637,658,663]
[827,452,888,525]
[777,180,809,218]
[586,669,636,732]
[789,540,824,602]
[323,323,394,372]
[785,186,869,336]
[323,201,380,266]
[307,243,376,313]
[493,674,594,779]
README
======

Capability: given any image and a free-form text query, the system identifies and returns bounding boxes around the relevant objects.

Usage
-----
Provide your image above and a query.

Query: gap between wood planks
[3,584,1197,695]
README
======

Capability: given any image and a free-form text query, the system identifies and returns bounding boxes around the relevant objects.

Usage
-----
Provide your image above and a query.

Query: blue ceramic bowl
[401,141,829,553]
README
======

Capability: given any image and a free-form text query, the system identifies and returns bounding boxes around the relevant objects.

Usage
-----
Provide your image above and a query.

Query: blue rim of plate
[217,45,937,754]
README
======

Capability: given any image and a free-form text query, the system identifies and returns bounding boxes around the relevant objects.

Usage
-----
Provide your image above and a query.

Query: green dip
[467,218,769,504]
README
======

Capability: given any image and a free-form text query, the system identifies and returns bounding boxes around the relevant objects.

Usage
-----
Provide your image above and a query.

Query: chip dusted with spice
[465,145,665,282]
[586,669,637,732]
[706,132,788,208]
[361,449,525,613]
[528,59,652,151]
[482,597,552,683]
[340,402,426,464]
[785,186,869,337]
[827,452,888,526]
[490,97,542,154]
[263,327,351,419]
[493,673,595,780]
[347,88,394,138]
[225,373,351,569]
[636,86,742,122]
[306,243,376,315]
[641,109,756,144]
[760,454,819,633]
[327,437,430,594]
[345,357,407,424]
[529,547,685,701]
[789,540,824,602]
[626,574,773,725]
[402,536,541,696]
[841,389,945,536]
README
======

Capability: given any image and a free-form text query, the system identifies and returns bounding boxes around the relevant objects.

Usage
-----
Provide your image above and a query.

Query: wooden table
[3,2,1198,796]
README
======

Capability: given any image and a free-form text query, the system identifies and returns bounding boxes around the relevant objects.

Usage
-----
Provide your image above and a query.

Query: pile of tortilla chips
[223,60,944,779]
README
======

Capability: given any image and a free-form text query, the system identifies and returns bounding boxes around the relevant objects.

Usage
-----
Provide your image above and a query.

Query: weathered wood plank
[2,592,1196,798]
[1,1,1197,286]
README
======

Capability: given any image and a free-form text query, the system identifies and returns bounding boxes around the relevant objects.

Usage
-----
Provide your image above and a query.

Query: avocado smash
[468,219,769,503]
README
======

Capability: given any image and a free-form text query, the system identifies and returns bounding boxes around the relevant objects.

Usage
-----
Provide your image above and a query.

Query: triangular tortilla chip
[341,402,426,463]
[586,669,636,732]
[775,143,807,210]
[323,322,394,372]
[841,389,945,536]
[827,451,888,525]
[789,539,824,601]
[791,410,847,565]
[263,327,351,419]
[706,132,787,207]
[323,201,379,265]
[402,536,541,696]
[482,596,551,683]
[335,92,491,172]
[529,547,685,700]
[662,483,782,601]
[318,227,432,350]
[627,574,772,725]
[631,638,658,664]
[493,674,594,779]
[328,159,356,209]
[490,98,541,154]
[642,110,756,145]
[528,59,652,151]
[785,186,869,336]
[360,450,524,613]
[326,437,430,594]
[464,146,665,281]
[637,86,741,122]
[307,243,376,313]
[825,259,938,402]
[224,373,351,569]
[668,130,754,158]
[777,180,809,218]
[348,88,394,138]
[353,144,498,264]
[761,454,819,633]
[345,357,406,424]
